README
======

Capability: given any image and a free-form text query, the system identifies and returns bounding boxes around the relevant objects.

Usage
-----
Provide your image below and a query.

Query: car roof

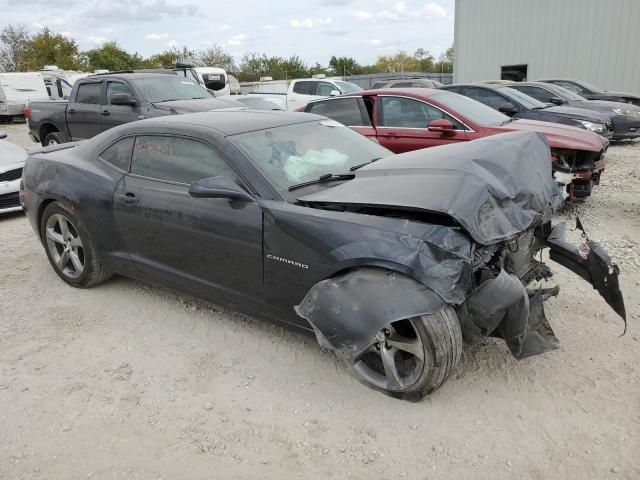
[86,72,184,80]
[442,83,505,90]
[139,110,323,135]
[509,81,560,88]
[344,87,442,98]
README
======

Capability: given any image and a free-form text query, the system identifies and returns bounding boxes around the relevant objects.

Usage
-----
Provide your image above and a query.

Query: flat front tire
[40,202,112,288]
[349,306,462,400]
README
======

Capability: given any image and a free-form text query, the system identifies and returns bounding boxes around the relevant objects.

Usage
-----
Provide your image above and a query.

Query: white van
[0,72,50,120]
[40,68,90,100]
[194,67,230,96]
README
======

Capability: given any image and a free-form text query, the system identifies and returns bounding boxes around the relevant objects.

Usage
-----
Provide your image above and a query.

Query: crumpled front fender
[295,267,445,360]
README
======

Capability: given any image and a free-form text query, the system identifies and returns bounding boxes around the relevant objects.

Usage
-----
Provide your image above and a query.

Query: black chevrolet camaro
[20,111,625,399]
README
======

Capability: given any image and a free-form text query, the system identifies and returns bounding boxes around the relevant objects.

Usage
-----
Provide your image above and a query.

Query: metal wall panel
[454,0,640,93]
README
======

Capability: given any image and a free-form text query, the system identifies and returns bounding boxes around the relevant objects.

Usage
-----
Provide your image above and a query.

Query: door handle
[101,110,110,116]
[118,193,138,205]
[68,109,76,114]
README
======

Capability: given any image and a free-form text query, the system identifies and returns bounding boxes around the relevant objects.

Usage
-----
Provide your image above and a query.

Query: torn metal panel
[295,268,446,360]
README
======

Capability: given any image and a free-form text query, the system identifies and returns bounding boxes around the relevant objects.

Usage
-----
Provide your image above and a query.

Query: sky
[0,0,455,66]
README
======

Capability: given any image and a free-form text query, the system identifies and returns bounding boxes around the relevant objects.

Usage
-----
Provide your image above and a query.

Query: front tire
[349,307,462,400]
[40,202,112,288]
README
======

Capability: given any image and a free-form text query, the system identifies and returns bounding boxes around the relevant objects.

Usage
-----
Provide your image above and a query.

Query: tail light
[23,100,31,120]
[19,179,27,208]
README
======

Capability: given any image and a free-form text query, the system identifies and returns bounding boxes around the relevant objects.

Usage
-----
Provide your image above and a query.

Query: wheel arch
[39,123,63,146]
[295,266,448,361]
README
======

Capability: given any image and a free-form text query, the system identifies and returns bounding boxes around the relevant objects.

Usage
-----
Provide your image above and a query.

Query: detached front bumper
[458,218,625,359]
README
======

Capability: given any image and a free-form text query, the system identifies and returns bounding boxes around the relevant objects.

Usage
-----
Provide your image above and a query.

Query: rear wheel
[350,307,462,400]
[43,131,64,146]
[40,202,112,288]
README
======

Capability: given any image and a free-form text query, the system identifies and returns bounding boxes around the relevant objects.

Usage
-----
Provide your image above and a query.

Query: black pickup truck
[27,72,243,146]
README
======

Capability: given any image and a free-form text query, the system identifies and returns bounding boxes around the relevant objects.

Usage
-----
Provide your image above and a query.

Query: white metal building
[453,0,640,92]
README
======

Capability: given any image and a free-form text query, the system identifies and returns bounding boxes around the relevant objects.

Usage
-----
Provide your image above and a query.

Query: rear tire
[349,307,462,400]
[43,131,64,147]
[40,202,112,288]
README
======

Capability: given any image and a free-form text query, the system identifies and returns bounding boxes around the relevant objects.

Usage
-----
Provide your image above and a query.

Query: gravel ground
[1,123,639,479]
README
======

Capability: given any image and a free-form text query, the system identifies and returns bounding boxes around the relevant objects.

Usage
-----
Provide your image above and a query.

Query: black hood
[541,105,612,123]
[153,97,246,113]
[299,131,563,245]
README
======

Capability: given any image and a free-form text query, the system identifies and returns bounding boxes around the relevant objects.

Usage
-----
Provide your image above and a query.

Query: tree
[22,28,82,70]
[144,46,197,68]
[238,52,267,81]
[434,45,454,73]
[0,24,31,72]
[84,42,143,71]
[196,45,237,73]
[328,56,361,76]
[375,51,419,73]
[414,48,435,72]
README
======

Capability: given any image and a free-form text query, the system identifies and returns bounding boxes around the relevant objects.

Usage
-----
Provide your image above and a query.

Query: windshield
[500,87,547,109]
[235,97,283,110]
[430,91,510,126]
[334,81,363,93]
[230,120,390,193]
[576,80,603,93]
[544,84,587,101]
[131,76,210,102]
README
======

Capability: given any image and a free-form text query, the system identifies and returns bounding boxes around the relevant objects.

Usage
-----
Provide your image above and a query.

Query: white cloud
[369,39,382,46]
[317,17,333,25]
[422,2,447,18]
[211,24,232,32]
[144,32,169,40]
[353,10,372,19]
[262,24,276,30]
[87,36,107,44]
[60,31,74,38]
[290,18,313,29]
[227,34,247,46]
[377,1,408,21]
[166,39,178,47]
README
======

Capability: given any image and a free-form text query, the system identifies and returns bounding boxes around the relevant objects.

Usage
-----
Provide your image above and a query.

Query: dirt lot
[1,123,639,479]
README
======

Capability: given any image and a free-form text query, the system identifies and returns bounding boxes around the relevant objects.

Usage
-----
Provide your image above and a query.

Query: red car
[301,88,609,202]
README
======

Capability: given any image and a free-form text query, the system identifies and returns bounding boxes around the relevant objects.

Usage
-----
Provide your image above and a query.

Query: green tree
[328,56,361,76]
[84,41,144,71]
[144,46,197,68]
[434,45,454,73]
[23,28,82,70]
[375,51,419,73]
[0,24,31,71]
[414,48,435,72]
[308,62,329,77]
[238,52,267,81]
[196,45,237,73]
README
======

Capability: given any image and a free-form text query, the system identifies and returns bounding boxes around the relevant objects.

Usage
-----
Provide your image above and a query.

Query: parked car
[440,83,614,139]
[302,88,609,201]
[508,82,640,140]
[0,131,28,214]
[228,74,242,95]
[26,72,246,146]
[0,72,50,122]
[250,76,363,111]
[194,67,230,96]
[537,79,640,107]
[370,78,443,89]
[232,95,284,110]
[20,111,624,399]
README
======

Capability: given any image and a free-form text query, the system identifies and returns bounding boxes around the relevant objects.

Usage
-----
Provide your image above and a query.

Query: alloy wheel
[352,318,425,392]
[45,213,84,279]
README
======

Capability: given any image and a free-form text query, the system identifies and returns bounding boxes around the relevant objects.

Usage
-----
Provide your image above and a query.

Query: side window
[131,136,236,184]
[444,86,462,94]
[292,81,316,95]
[316,82,336,96]
[390,82,414,88]
[106,82,135,105]
[555,81,585,94]
[98,137,134,171]
[75,82,102,104]
[513,86,552,103]
[464,87,509,109]
[307,98,371,126]
[380,96,463,129]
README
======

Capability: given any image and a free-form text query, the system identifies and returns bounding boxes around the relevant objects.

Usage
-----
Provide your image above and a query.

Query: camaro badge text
[266,254,309,269]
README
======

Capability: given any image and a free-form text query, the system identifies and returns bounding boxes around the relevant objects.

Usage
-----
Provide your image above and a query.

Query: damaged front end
[458,217,626,359]
[552,147,607,203]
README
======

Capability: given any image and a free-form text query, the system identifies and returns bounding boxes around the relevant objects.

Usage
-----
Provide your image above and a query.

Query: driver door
[112,134,263,302]
[375,95,468,153]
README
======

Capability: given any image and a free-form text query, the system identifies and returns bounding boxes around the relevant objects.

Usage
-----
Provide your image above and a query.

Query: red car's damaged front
[303,88,609,203]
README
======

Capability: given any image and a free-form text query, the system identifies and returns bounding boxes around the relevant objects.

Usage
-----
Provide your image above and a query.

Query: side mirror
[110,94,138,106]
[189,176,253,202]
[427,119,455,135]
[329,89,341,97]
[549,96,564,106]
[498,102,517,116]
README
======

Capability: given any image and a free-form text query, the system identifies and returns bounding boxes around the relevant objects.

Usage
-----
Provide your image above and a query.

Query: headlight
[579,121,606,133]
[612,108,640,117]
